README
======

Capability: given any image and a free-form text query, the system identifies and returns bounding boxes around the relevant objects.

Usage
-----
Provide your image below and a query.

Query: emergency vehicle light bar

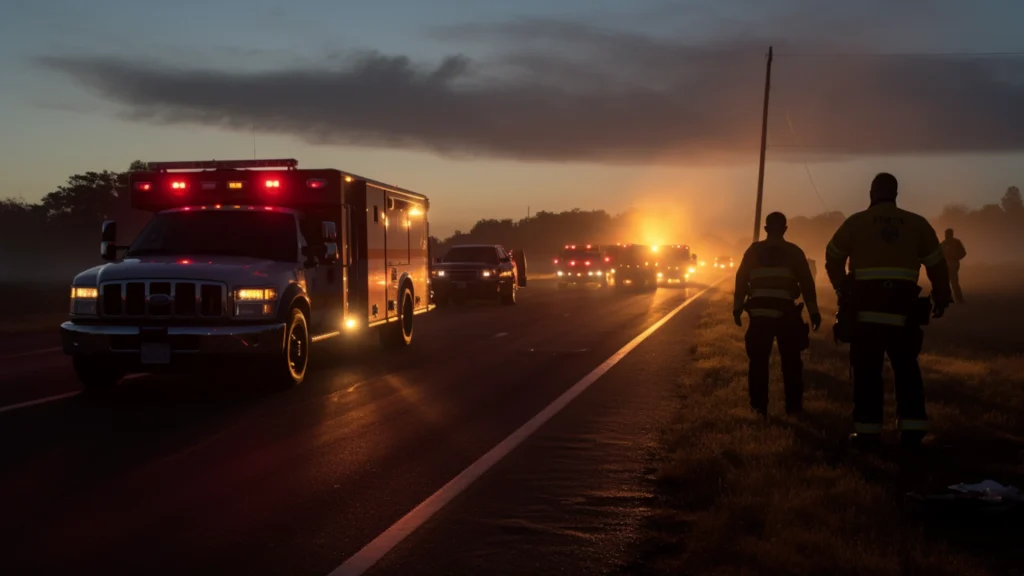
[147,159,299,171]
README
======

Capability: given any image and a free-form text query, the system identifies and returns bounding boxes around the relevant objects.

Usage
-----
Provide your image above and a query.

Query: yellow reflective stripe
[749,309,784,318]
[921,247,944,267]
[826,242,846,259]
[750,288,794,299]
[750,267,794,279]
[898,419,929,431]
[855,422,882,434]
[857,311,907,326]
[853,267,919,281]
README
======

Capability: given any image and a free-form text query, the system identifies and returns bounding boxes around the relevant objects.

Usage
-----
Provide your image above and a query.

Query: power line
[776,50,1024,59]
[783,111,829,213]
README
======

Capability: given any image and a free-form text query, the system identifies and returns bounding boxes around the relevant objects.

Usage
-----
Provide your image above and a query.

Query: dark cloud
[37,19,1024,164]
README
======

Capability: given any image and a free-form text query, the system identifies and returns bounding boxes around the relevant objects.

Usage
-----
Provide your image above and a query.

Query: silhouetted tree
[1001,186,1023,214]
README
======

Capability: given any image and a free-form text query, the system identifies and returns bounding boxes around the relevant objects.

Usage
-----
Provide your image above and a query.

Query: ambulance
[61,159,432,389]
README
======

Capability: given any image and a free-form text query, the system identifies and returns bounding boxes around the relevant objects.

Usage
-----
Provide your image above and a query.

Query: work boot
[848,433,880,449]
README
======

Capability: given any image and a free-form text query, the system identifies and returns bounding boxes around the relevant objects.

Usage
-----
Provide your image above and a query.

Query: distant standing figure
[733,212,821,418]
[941,229,967,303]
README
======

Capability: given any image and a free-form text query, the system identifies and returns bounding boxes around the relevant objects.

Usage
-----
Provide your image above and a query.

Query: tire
[73,357,124,392]
[501,282,517,305]
[271,307,310,388]
[382,285,414,348]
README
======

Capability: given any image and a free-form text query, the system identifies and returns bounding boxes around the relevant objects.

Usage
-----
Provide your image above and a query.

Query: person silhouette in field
[941,228,967,304]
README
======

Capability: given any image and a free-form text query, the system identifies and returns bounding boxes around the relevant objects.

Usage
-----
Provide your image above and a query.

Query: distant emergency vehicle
[62,158,431,389]
[555,244,610,288]
[605,244,658,289]
[656,244,695,285]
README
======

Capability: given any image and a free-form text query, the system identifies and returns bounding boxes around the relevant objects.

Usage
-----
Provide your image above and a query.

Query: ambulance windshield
[126,210,300,262]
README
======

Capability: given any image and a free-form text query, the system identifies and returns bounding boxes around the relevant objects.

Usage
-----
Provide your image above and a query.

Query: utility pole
[752,46,773,243]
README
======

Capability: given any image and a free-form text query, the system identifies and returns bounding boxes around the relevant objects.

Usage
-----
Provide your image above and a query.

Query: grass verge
[626,288,1024,576]
[0,283,68,334]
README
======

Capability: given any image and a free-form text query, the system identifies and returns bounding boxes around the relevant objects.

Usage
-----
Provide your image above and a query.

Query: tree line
[2,163,1021,283]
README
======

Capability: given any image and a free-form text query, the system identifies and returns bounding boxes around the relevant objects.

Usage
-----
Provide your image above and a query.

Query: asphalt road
[0,277,721,576]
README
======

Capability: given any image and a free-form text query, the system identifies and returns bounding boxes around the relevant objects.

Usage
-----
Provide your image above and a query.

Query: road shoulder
[365,292,712,576]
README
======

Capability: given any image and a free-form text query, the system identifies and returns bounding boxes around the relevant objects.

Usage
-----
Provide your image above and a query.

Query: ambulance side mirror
[101,220,119,261]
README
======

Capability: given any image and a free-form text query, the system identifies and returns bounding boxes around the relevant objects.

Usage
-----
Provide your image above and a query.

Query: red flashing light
[263,206,274,211]
[170,181,187,190]
[306,178,327,189]
[265,179,281,189]
[134,182,152,192]
[584,260,592,266]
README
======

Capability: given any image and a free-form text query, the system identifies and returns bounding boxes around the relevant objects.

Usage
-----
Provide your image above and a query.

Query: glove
[733,309,743,327]
[809,312,822,331]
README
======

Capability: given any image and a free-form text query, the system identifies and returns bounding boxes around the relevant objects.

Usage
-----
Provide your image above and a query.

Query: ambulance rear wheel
[271,307,309,388]
[383,285,414,348]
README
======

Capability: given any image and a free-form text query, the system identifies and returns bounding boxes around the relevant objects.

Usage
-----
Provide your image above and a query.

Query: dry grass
[628,287,1024,576]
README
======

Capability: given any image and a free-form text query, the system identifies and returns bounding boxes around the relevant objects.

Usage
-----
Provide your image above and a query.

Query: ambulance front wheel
[270,307,309,388]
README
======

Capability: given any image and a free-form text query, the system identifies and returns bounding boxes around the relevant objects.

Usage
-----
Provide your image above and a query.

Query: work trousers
[948,260,964,303]
[849,322,928,436]
[745,316,804,414]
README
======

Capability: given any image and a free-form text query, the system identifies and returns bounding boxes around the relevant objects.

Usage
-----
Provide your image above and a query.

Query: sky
[2,0,1024,238]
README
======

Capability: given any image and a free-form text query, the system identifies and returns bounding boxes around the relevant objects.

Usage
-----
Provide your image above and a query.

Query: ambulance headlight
[70,286,99,316]
[234,287,278,317]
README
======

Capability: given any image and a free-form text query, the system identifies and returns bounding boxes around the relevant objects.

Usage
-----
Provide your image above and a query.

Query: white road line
[0,373,150,414]
[0,346,62,360]
[0,391,80,414]
[329,279,723,576]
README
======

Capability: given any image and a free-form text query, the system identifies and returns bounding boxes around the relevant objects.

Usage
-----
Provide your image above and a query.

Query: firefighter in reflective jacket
[734,212,821,417]
[825,173,952,447]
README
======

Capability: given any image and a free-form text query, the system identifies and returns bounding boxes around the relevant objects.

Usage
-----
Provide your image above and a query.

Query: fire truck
[61,158,432,390]
[555,244,610,288]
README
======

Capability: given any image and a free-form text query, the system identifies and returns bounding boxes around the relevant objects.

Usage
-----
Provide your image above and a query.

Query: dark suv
[431,244,527,306]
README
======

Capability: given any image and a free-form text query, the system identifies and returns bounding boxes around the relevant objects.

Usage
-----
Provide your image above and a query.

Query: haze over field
[3,1,1024,278]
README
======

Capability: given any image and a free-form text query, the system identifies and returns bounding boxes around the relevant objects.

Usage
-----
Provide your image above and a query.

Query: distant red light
[306,178,327,189]
[569,260,576,266]
[134,182,152,192]
[584,260,592,266]
[553,258,559,264]
[178,259,191,265]
[604,257,611,262]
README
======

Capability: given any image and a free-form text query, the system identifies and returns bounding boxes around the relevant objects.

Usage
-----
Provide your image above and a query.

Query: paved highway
[0,277,722,576]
